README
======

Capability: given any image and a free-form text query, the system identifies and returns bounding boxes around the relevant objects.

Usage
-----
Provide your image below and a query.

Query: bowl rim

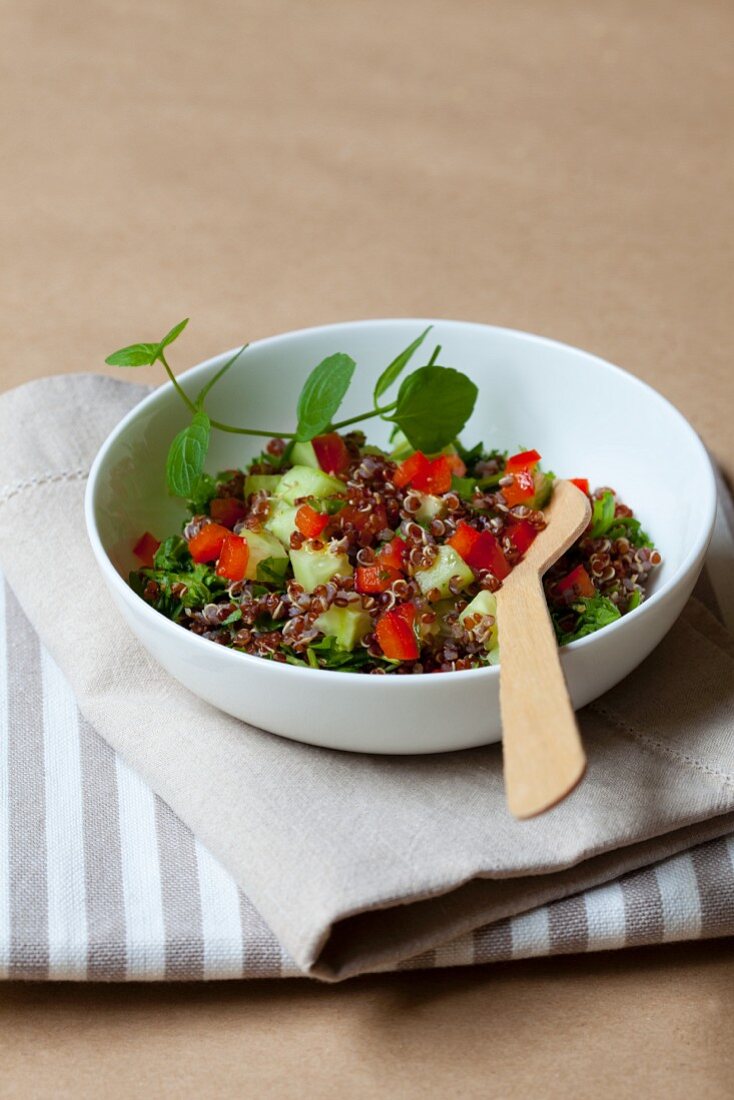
[85,317,718,685]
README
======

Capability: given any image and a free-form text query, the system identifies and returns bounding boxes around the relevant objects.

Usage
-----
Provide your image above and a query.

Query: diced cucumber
[416,598,455,640]
[415,494,447,523]
[314,606,371,651]
[289,545,353,592]
[487,645,501,666]
[459,590,498,650]
[290,441,319,469]
[244,473,281,497]
[241,529,288,582]
[276,465,346,505]
[265,500,299,546]
[459,590,497,624]
[415,545,474,600]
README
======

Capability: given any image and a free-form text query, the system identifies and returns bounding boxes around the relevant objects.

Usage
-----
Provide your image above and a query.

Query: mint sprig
[373,326,431,403]
[106,321,479,498]
[166,410,211,498]
[392,366,478,452]
[295,353,356,441]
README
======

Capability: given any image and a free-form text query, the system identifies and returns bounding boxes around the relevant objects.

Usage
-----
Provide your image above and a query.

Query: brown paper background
[1,0,733,1095]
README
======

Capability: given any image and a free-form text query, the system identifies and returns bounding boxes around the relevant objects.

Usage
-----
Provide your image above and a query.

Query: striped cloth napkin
[1,376,733,981]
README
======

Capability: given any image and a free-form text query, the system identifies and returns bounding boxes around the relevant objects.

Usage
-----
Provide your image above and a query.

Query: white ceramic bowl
[86,319,716,754]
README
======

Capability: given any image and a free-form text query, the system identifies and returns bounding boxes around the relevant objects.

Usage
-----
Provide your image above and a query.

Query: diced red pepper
[188,523,232,563]
[502,468,537,507]
[448,521,481,561]
[133,531,160,568]
[445,452,467,478]
[506,520,537,556]
[555,564,595,599]
[411,454,452,495]
[378,536,408,571]
[295,503,330,539]
[375,602,419,661]
[215,534,250,581]
[312,432,351,476]
[340,502,388,539]
[569,478,590,495]
[210,497,247,529]
[470,530,511,579]
[355,565,403,593]
[448,522,510,579]
[393,451,431,488]
[502,449,541,507]
[505,449,541,474]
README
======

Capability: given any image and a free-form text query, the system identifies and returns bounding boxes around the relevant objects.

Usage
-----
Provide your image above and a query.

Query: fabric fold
[1,373,733,980]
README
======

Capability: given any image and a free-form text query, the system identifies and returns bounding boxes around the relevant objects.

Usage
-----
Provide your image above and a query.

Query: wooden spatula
[495,480,593,819]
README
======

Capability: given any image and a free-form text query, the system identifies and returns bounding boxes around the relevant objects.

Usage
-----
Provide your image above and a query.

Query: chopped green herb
[554,595,622,645]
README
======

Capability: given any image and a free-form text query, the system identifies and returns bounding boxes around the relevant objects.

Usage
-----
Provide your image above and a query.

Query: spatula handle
[496,569,586,819]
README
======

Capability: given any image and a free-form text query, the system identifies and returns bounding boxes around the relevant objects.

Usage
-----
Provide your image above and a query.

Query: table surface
[2,1,733,1096]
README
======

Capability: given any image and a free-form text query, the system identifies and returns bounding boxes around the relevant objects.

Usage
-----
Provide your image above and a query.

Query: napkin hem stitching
[591,701,734,788]
[0,468,88,506]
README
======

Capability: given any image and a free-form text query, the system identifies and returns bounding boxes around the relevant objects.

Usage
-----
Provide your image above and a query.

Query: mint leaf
[530,472,555,510]
[451,476,478,501]
[156,318,189,356]
[153,535,192,571]
[166,411,211,497]
[222,608,243,625]
[106,319,189,367]
[256,556,290,584]
[605,516,653,548]
[305,634,392,672]
[455,439,485,468]
[195,344,248,408]
[186,472,217,516]
[556,594,621,645]
[392,366,478,453]
[295,353,356,441]
[373,327,432,403]
[105,342,160,367]
[589,492,616,538]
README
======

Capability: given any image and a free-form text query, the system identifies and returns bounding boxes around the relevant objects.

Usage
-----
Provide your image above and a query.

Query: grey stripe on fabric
[398,948,437,970]
[620,866,665,946]
[78,714,127,980]
[5,583,49,978]
[473,917,513,963]
[708,468,734,634]
[693,565,724,624]
[239,893,283,978]
[548,892,589,953]
[691,839,734,937]
[716,467,734,539]
[154,797,205,980]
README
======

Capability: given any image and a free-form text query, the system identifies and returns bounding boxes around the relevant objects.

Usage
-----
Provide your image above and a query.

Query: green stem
[160,354,197,414]
[208,420,296,440]
[427,344,442,367]
[162,351,295,438]
[330,402,397,431]
[195,344,249,406]
[162,351,395,441]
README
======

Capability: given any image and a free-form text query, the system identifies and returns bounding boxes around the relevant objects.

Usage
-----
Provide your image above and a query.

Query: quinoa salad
[129,435,660,673]
[108,320,661,675]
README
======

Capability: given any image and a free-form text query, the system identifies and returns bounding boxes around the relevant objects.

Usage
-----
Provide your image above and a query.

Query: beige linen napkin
[1,373,734,981]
